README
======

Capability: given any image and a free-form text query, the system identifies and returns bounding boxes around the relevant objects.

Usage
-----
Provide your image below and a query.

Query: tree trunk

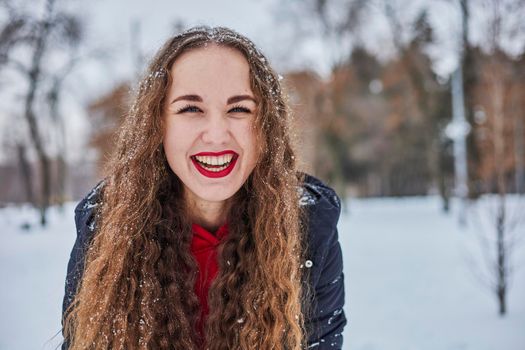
[513,100,524,194]
[496,203,506,315]
[491,59,507,316]
[461,0,483,199]
[25,73,51,226]
[49,80,67,208]
[16,142,34,204]
[23,0,56,226]
[57,153,66,207]
[39,155,51,225]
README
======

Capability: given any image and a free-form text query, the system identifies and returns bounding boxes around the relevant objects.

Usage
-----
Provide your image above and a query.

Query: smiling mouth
[190,151,239,177]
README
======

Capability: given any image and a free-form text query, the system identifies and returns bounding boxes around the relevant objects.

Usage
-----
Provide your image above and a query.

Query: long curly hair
[62,26,309,349]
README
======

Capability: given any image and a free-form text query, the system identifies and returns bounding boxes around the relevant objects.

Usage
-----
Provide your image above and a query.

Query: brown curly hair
[62,26,308,349]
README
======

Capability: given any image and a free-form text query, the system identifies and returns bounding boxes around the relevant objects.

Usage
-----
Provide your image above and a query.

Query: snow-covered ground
[341,196,525,350]
[1,196,524,350]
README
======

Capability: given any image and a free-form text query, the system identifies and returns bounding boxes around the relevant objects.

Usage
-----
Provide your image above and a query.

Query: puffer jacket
[61,172,347,349]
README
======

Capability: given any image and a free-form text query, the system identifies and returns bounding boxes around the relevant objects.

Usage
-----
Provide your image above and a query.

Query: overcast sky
[74,0,292,93]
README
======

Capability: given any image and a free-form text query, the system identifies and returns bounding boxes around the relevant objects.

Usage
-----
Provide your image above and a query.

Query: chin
[192,186,239,203]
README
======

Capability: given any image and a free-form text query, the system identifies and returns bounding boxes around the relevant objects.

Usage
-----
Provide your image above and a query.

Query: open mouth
[190,151,239,178]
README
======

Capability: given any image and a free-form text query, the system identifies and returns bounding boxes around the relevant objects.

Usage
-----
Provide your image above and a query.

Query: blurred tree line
[288,10,453,200]
[1,0,524,226]
[82,0,525,205]
[281,0,525,208]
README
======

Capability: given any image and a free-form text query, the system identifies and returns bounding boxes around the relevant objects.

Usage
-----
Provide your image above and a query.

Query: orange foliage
[88,82,132,175]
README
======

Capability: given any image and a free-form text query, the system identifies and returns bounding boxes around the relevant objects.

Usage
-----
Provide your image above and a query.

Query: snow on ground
[0,203,77,350]
[340,196,525,350]
[1,196,524,350]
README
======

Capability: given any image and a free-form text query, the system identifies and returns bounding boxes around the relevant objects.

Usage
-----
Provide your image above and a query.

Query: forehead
[168,45,252,94]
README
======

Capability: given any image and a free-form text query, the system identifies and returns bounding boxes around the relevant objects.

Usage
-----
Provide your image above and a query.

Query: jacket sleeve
[300,173,347,349]
[61,183,103,349]
[306,225,346,349]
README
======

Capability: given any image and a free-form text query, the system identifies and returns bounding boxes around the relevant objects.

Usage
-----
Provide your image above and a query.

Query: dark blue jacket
[62,173,346,349]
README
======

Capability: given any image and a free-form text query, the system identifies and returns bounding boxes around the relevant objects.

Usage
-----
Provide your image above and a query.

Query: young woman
[61,26,346,350]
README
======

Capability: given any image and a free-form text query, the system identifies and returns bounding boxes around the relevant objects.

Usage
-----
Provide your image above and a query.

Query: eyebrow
[171,94,202,104]
[170,94,257,105]
[227,95,257,104]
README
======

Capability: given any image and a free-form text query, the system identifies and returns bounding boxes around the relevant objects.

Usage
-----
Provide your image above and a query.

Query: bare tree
[0,1,29,70]
[484,0,521,315]
[1,0,87,225]
[47,55,83,208]
[23,0,58,225]
[466,195,525,315]
[465,0,525,315]
[489,57,510,315]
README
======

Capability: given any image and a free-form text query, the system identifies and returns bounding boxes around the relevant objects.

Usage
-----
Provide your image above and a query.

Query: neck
[185,194,231,234]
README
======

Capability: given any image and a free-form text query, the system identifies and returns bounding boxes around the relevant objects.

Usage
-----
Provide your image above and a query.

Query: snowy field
[1,196,524,350]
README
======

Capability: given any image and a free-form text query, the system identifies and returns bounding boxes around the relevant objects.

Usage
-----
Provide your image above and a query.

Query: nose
[201,110,230,144]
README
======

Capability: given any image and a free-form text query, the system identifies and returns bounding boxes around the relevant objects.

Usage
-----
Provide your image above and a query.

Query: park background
[1,0,524,349]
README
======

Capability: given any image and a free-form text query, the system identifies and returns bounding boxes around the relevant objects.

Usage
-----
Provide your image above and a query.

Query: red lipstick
[190,150,239,178]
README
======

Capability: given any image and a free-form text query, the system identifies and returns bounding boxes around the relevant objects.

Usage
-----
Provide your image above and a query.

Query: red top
[190,222,229,336]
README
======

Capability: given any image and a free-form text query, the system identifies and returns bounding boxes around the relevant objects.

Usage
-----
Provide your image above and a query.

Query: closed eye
[176,105,202,114]
[228,105,252,114]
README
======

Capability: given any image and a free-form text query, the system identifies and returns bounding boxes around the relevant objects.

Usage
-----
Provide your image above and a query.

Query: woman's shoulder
[73,179,106,238]
[75,179,106,213]
[297,171,342,231]
[296,172,344,298]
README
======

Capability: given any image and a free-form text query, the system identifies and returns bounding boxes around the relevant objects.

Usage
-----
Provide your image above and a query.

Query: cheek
[163,121,190,158]
[236,119,260,163]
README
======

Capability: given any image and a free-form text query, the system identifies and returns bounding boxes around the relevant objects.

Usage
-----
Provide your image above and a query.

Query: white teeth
[201,164,228,172]
[194,154,235,166]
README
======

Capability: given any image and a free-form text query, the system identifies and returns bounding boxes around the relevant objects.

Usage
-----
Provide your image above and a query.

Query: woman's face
[162,44,259,206]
